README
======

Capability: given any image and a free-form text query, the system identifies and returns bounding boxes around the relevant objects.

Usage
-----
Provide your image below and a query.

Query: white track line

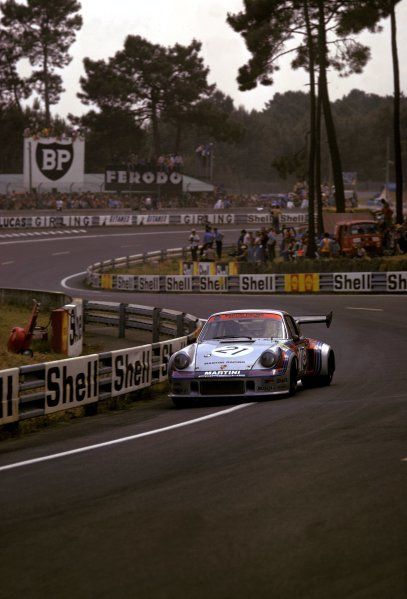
[52,251,70,256]
[346,307,384,312]
[0,403,253,473]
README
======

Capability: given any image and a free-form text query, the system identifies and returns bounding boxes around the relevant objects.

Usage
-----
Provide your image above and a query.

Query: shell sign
[284,273,319,292]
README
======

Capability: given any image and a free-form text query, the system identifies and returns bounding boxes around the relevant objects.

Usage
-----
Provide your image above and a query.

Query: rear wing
[294,311,333,328]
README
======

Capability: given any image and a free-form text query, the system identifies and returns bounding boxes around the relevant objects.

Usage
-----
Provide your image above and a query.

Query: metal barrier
[86,248,407,294]
[0,302,201,427]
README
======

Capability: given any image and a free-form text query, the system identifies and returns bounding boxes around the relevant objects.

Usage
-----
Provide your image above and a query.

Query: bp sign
[24,136,85,189]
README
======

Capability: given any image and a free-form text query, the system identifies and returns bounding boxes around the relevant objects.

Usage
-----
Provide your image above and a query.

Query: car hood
[194,339,280,371]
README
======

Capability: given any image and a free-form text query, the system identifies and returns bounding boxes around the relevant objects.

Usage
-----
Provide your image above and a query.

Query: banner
[44,355,98,414]
[0,368,19,425]
[386,272,407,292]
[333,273,371,292]
[165,276,193,292]
[24,137,84,189]
[105,166,183,192]
[239,275,276,293]
[284,273,319,293]
[199,276,228,292]
[111,346,152,396]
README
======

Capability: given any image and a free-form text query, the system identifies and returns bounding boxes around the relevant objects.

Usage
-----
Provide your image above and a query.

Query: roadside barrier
[0,301,201,427]
[86,249,407,294]
[0,211,306,229]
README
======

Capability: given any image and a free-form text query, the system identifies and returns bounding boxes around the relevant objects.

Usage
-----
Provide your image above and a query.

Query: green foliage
[1,0,82,125]
[239,255,407,274]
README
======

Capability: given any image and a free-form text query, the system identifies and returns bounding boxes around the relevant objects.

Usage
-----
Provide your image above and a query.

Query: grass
[0,302,114,370]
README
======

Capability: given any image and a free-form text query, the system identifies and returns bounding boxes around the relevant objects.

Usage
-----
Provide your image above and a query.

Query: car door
[284,315,308,375]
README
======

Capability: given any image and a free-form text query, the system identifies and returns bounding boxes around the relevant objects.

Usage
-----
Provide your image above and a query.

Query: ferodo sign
[23,137,84,189]
[0,368,19,425]
[159,337,188,381]
[111,346,152,396]
[105,167,183,192]
[44,355,99,415]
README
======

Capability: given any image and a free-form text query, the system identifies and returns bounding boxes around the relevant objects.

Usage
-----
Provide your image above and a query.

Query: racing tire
[288,360,298,396]
[302,351,335,388]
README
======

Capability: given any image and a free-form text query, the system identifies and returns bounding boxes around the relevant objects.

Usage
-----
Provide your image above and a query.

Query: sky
[50,0,407,117]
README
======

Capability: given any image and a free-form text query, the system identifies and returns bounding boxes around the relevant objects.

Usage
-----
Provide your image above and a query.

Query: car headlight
[173,353,190,370]
[260,349,280,368]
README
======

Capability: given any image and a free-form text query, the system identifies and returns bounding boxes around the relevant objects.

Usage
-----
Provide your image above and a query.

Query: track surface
[0,228,406,599]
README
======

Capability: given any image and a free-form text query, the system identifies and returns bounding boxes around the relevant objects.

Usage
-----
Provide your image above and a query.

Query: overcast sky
[55,0,407,117]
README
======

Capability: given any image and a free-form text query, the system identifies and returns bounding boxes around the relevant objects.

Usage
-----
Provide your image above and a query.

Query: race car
[168,309,335,407]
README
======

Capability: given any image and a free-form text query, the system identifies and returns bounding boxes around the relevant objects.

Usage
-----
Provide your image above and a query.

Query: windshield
[199,313,284,341]
[349,223,378,235]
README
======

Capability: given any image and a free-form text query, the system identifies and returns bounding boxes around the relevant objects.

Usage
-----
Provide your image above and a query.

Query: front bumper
[169,374,290,398]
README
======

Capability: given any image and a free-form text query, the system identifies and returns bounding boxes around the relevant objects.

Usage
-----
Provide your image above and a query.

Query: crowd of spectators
[126,153,184,173]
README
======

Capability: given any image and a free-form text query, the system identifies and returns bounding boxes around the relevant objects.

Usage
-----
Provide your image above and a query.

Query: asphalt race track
[0,227,406,599]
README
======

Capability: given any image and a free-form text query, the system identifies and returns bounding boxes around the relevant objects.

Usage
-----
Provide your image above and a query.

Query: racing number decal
[212,345,254,357]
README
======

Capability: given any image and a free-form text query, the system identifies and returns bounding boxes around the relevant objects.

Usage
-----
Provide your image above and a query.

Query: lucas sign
[23,137,84,189]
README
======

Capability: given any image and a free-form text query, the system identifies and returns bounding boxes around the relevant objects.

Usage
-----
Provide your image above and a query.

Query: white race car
[168,309,335,407]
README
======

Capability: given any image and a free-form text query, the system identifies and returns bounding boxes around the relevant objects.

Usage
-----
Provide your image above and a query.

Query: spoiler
[294,311,333,328]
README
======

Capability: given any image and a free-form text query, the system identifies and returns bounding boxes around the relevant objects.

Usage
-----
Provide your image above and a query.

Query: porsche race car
[168,309,335,407]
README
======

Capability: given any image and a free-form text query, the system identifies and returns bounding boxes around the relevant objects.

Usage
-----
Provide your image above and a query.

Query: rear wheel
[302,351,335,388]
[288,360,298,396]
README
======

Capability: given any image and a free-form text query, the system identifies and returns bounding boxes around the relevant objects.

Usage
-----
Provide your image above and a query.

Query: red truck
[334,220,383,257]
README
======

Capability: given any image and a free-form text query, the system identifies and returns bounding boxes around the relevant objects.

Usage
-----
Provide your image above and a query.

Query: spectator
[189,229,200,261]
[236,244,248,262]
[214,227,224,259]
[319,232,333,258]
[202,245,215,261]
[267,228,277,261]
[237,229,246,253]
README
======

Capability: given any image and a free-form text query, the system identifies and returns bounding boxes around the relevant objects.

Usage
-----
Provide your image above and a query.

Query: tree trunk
[151,99,161,157]
[315,76,324,235]
[43,45,51,128]
[390,2,403,224]
[304,0,317,258]
[317,0,345,213]
[174,121,182,155]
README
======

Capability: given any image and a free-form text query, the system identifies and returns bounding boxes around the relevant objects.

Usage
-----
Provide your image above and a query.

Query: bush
[239,255,407,274]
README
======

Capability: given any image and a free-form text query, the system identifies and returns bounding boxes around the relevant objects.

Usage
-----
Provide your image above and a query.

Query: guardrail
[0,301,201,428]
[86,249,407,294]
[0,211,307,229]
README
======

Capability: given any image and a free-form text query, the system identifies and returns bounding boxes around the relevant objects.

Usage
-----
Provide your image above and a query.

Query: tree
[338,0,403,223]
[227,0,372,213]
[79,36,214,157]
[1,0,82,127]
[0,27,29,110]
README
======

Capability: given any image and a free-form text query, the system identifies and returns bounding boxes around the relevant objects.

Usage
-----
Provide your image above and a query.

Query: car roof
[209,309,287,318]
[336,219,375,226]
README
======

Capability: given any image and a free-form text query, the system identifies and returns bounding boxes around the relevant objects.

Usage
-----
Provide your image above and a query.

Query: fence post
[82,299,88,332]
[118,303,127,338]
[152,307,161,343]
[176,313,184,337]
